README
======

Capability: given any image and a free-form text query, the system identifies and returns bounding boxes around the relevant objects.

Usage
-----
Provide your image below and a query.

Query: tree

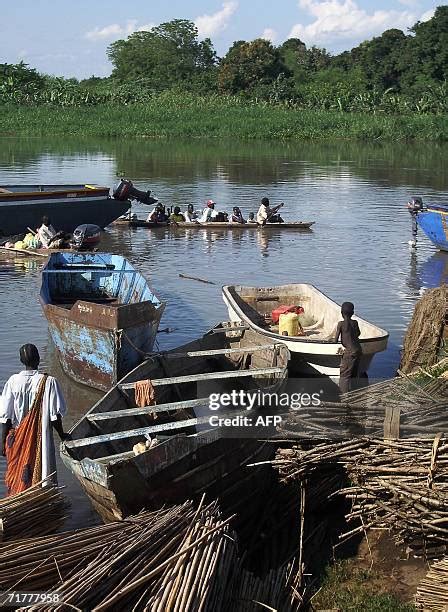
[107,19,217,89]
[218,39,290,95]
[0,62,44,90]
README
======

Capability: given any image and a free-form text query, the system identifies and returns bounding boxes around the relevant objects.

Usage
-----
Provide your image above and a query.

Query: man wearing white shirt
[199,200,219,223]
[1,344,68,496]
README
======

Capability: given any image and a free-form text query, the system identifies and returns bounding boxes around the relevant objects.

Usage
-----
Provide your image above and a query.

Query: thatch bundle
[399,285,448,374]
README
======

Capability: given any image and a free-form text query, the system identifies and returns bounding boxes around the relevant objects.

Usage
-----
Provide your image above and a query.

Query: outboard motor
[113,179,158,206]
[407,197,425,248]
[71,224,102,250]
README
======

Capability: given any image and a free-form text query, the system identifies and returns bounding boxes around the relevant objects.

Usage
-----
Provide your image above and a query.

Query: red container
[271,305,304,324]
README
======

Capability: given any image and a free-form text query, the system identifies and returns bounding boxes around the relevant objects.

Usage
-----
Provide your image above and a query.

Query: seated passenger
[199,200,219,223]
[184,204,199,223]
[147,204,169,223]
[230,207,245,224]
[247,212,256,223]
[37,216,70,249]
[170,206,186,223]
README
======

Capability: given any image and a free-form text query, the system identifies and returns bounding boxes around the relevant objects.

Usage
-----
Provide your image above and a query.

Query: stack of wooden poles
[415,557,448,610]
[1,498,236,611]
[0,478,68,541]
[272,435,448,559]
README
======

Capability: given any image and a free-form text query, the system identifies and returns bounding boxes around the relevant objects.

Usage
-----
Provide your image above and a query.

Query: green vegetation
[1,7,447,139]
[1,97,447,140]
[312,561,416,611]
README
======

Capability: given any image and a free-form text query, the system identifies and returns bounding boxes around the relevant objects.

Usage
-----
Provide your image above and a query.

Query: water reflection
[1,136,448,526]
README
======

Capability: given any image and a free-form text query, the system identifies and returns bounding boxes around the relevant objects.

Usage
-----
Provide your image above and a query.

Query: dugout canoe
[60,322,289,522]
[40,252,165,391]
[115,218,314,230]
[0,184,129,237]
[222,284,389,378]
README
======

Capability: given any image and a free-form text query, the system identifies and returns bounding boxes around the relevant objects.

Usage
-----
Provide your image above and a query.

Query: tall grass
[1,99,447,140]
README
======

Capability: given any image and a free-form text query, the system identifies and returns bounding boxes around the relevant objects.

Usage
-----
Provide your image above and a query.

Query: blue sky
[0,0,442,78]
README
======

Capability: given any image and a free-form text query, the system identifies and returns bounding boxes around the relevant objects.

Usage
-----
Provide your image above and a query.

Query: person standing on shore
[334,302,362,395]
[1,344,68,496]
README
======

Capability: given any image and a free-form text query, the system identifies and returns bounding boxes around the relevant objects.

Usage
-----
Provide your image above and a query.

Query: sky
[0,0,442,79]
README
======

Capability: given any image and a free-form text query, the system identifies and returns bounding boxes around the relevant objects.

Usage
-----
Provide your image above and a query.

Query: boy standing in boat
[334,302,362,395]
[1,344,68,496]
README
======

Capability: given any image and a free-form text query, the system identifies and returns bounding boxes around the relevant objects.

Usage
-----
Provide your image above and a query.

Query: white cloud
[195,1,238,38]
[85,20,154,42]
[420,7,435,21]
[261,28,278,43]
[289,0,418,46]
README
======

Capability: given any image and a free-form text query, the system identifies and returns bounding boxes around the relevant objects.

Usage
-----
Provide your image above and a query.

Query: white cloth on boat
[184,209,199,222]
[256,204,270,224]
[37,223,56,248]
[199,207,218,223]
[0,370,67,482]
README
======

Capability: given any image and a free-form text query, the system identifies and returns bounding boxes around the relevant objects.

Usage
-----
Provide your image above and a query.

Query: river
[0,136,447,528]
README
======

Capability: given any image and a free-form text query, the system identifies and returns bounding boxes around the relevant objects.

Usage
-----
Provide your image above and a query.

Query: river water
[0,137,447,528]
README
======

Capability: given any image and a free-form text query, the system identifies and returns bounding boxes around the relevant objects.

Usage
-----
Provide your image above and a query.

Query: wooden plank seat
[87,397,210,421]
[65,410,243,449]
[119,366,284,390]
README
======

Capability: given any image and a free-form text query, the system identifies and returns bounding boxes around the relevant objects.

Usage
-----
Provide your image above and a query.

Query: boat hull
[116,219,314,230]
[40,252,165,391]
[417,207,448,251]
[44,303,163,391]
[0,186,129,237]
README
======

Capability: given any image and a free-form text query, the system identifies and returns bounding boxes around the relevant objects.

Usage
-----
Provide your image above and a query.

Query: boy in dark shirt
[334,302,362,395]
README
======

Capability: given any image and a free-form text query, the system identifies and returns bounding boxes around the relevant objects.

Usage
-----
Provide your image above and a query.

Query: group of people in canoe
[3,216,71,251]
[146,197,285,225]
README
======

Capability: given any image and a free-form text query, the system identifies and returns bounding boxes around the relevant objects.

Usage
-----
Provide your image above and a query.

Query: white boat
[222,284,389,378]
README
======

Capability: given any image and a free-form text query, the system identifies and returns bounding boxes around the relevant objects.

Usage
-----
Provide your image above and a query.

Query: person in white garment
[199,200,219,223]
[37,216,57,248]
[256,197,284,225]
[184,204,199,223]
[1,344,68,496]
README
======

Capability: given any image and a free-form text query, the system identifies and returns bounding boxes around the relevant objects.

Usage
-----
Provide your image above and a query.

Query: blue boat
[414,202,448,251]
[40,253,165,391]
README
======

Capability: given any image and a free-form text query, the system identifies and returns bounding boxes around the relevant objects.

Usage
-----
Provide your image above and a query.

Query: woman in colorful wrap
[1,344,68,496]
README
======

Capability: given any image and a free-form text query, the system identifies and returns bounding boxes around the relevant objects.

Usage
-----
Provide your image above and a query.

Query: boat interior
[41,253,160,309]
[225,284,385,341]
[0,184,104,194]
[64,325,288,463]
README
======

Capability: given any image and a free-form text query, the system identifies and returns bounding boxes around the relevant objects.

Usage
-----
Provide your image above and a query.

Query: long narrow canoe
[40,252,165,391]
[222,284,389,378]
[115,218,314,230]
[60,322,290,522]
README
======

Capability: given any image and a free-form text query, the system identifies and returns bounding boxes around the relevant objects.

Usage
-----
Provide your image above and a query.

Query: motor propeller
[113,179,158,205]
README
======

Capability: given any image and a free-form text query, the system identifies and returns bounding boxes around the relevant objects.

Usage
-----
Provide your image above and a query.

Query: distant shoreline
[1,104,447,141]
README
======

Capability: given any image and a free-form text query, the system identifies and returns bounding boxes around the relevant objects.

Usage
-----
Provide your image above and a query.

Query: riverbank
[1,102,448,140]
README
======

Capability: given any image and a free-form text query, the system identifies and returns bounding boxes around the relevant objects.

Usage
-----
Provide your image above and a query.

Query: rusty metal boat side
[40,252,165,391]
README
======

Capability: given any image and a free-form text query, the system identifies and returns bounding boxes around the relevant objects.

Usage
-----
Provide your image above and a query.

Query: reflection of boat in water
[40,252,165,391]
[61,323,289,522]
[0,185,129,237]
[420,251,448,289]
[222,284,389,378]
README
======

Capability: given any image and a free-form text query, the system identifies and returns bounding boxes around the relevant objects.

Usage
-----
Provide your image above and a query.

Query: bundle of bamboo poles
[2,498,237,611]
[415,556,448,609]
[0,478,68,541]
[278,374,448,441]
[272,436,448,559]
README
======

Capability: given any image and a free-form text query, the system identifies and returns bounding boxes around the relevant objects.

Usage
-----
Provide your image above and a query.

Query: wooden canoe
[40,252,165,391]
[115,218,314,230]
[222,284,389,378]
[60,322,290,522]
